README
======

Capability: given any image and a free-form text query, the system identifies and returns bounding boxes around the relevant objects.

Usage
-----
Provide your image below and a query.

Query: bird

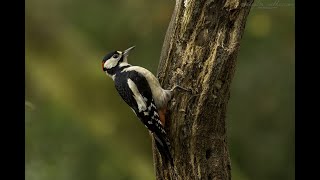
[101,46,187,166]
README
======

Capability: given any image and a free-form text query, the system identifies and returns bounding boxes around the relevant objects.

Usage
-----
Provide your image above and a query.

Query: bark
[152,0,254,179]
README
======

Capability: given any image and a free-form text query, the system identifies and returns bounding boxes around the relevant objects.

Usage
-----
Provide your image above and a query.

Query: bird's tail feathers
[153,134,174,166]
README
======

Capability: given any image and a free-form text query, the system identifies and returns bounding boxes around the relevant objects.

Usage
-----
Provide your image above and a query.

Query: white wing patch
[127,78,147,112]
[122,66,167,108]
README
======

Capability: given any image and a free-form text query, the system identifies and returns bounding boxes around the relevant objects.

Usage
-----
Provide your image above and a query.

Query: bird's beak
[123,46,135,57]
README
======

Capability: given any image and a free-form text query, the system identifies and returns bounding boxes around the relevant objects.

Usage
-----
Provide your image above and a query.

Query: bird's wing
[115,71,163,131]
[114,71,173,163]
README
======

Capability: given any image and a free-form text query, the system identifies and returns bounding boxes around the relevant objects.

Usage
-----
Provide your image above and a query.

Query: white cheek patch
[127,78,147,112]
[104,58,119,69]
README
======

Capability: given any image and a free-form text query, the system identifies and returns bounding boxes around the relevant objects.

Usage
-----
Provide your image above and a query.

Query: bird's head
[102,46,135,75]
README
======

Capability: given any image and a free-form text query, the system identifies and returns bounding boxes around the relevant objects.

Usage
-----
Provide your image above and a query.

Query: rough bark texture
[152,0,254,179]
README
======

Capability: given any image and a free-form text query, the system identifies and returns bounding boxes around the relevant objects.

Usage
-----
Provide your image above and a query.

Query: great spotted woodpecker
[101,46,185,165]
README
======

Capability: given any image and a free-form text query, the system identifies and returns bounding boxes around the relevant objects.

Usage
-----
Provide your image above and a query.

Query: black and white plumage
[101,46,175,165]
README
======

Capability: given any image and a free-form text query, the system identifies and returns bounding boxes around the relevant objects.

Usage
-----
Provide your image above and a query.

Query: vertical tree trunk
[152,0,254,179]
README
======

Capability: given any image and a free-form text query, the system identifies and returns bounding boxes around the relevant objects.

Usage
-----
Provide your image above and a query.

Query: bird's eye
[113,54,119,58]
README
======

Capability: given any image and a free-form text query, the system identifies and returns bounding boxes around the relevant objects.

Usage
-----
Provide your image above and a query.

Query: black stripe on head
[106,68,116,75]
[119,55,124,63]
[102,51,121,73]
[102,51,120,62]
[119,65,130,71]
[102,50,127,74]
[106,65,130,75]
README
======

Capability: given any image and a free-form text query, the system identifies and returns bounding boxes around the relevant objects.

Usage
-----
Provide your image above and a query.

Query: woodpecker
[101,46,183,165]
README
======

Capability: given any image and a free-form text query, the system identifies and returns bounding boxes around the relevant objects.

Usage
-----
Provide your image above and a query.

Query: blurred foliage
[25,0,294,180]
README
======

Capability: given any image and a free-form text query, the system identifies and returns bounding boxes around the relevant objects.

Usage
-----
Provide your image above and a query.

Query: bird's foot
[170,84,194,94]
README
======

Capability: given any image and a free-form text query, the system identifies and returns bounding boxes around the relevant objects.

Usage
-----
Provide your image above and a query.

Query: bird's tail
[153,134,174,166]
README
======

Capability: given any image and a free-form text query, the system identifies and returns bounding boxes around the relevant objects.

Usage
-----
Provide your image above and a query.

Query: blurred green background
[25,0,294,180]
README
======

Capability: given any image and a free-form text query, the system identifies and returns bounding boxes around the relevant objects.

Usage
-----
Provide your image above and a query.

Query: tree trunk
[152,0,254,179]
